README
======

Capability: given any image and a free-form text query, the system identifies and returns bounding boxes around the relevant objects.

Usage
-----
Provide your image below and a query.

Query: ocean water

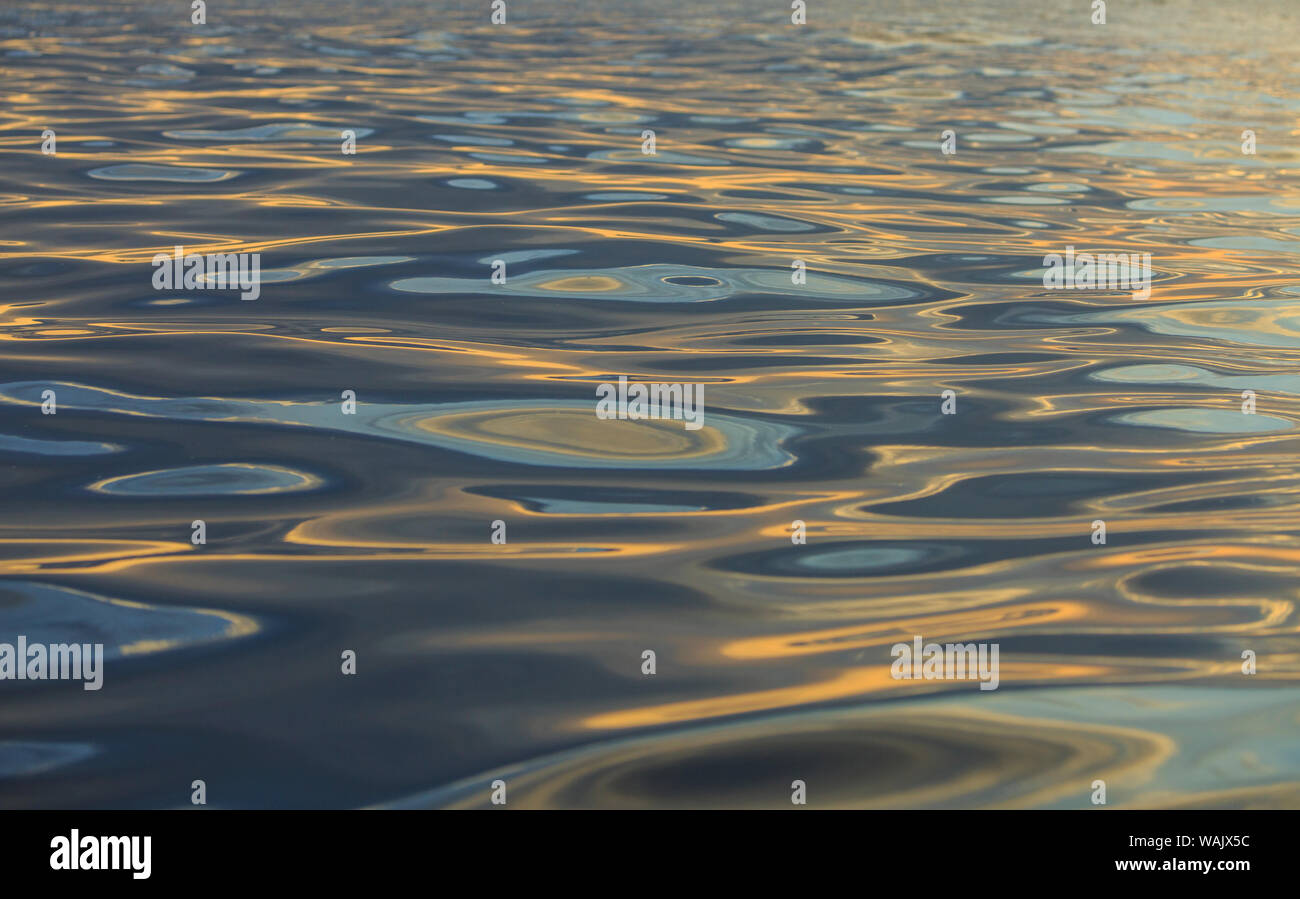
[1,0,1299,809]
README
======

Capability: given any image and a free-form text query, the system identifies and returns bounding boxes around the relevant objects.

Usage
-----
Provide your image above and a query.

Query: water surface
[1,0,1298,808]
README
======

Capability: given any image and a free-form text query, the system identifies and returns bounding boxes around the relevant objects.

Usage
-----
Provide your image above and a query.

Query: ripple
[0,581,260,660]
[391,264,928,305]
[714,211,818,232]
[0,433,122,456]
[256,255,413,284]
[1114,408,1291,434]
[8,0,1300,811]
[133,63,195,80]
[382,688,1177,809]
[162,123,375,141]
[0,383,799,471]
[587,149,732,166]
[432,133,514,146]
[88,463,320,497]
[583,191,669,201]
[465,483,761,515]
[86,164,240,183]
[445,177,499,189]
[0,741,97,778]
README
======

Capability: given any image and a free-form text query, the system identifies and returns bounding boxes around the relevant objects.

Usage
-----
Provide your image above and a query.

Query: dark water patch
[1129,566,1288,600]
[466,483,762,514]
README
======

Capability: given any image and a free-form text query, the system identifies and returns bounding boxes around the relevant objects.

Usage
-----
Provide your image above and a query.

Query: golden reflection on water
[1,0,1299,808]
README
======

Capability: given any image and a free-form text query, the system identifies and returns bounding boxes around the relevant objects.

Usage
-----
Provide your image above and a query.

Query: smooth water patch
[86,164,240,183]
[1114,408,1291,434]
[1093,363,1300,396]
[88,463,320,497]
